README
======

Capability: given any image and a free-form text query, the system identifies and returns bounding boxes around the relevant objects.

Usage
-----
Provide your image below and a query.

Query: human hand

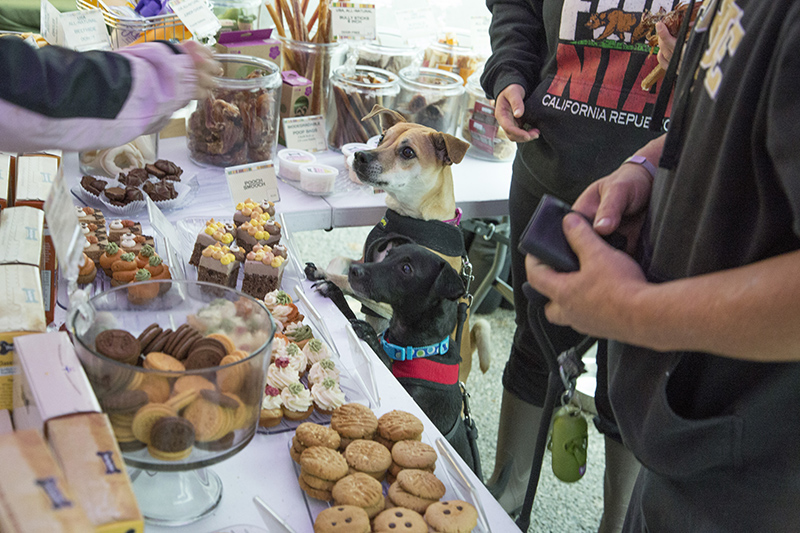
[494,84,539,143]
[655,21,677,71]
[179,41,222,98]
[571,163,653,254]
[525,213,647,337]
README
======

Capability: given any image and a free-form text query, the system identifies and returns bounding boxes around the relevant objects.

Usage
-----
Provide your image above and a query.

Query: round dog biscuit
[313,505,370,533]
[200,388,239,410]
[184,346,225,370]
[195,431,235,452]
[396,469,446,500]
[95,329,141,365]
[173,331,201,361]
[146,328,172,353]
[217,353,246,393]
[172,375,216,396]
[300,469,337,491]
[330,403,378,440]
[423,500,478,533]
[131,403,177,444]
[391,440,437,470]
[205,332,235,354]
[296,422,341,450]
[300,446,349,481]
[137,323,162,353]
[331,472,384,509]
[134,374,171,403]
[143,352,185,372]
[100,389,148,413]
[183,397,233,442]
[344,439,392,474]
[165,388,200,412]
[378,410,424,442]
[373,507,428,533]
[387,482,438,514]
[298,474,333,501]
[289,442,303,463]
[149,416,195,455]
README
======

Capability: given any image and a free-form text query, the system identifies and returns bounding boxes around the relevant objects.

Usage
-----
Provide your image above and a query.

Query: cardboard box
[0,264,46,411]
[0,429,94,532]
[14,153,61,325]
[47,413,143,533]
[12,331,100,433]
[280,70,312,144]
[0,152,14,208]
[215,28,281,66]
[0,206,44,267]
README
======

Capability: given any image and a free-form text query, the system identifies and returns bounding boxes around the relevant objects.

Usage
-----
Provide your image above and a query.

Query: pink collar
[443,208,462,226]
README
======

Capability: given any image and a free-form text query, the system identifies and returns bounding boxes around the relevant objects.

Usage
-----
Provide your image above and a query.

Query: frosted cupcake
[266,357,299,390]
[259,386,283,428]
[285,343,308,375]
[303,338,332,367]
[311,378,346,415]
[285,322,314,348]
[263,290,303,327]
[281,381,313,421]
[270,333,290,362]
[308,358,340,386]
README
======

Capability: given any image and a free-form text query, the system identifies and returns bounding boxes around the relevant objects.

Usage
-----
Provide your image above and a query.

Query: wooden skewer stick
[306,5,319,34]
[278,0,297,39]
[266,3,286,37]
[641,64,665,91]
[301,0,310,16]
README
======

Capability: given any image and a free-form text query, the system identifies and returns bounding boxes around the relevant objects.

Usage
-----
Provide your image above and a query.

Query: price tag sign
[394,7,436,45]
[170,0,221,40]
[60,9,111,51]
[282,115,328,153]
[43,167,82,282]
[146,196,186,279]
[331,3,376,42]
[225,161,280,207]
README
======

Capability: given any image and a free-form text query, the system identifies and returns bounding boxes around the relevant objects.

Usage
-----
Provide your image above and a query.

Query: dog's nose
[349,263,366,278]
[354,150,369,164]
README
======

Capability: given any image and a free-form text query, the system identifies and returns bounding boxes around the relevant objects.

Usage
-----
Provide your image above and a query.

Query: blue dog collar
[381,332,450,361]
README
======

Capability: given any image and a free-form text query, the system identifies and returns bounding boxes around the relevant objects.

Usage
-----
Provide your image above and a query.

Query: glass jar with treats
[460,70,516,161]
[396,67,465,136]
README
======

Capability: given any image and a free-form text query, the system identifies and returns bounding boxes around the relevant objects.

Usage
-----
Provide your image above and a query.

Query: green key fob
[549,406,588,482]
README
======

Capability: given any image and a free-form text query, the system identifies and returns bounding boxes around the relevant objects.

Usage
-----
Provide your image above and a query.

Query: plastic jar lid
[277,149,316,181]
[299,164,338,195]
[397,67,465,97]
[341,143,371,158]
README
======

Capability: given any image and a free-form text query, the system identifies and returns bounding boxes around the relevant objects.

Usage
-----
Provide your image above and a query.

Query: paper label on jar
[282,115,328,153]
[225,161,280,207]
[171,0,221,40]
[331,3,376,42]
[394,7,436,45]
[469,101,500,155]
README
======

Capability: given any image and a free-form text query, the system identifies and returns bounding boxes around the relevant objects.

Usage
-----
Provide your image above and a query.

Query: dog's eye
[378,133,385,145]
[400,146,416,159]
[401,263,413,275]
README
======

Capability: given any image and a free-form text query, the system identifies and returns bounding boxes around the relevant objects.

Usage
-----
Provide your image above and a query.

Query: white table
[62,139,520,532]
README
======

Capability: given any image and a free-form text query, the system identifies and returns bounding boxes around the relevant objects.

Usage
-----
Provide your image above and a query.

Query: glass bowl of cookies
[70,279,275,526]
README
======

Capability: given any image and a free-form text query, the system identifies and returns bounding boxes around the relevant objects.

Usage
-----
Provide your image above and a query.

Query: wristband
[624,155,657,179]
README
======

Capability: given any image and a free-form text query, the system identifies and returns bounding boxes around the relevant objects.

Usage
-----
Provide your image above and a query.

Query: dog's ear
[432,263,465,301]
[362,104,407,130]
[430,132,470,166]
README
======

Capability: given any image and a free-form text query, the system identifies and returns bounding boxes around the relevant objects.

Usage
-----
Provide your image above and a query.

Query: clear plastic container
[396,67,465,135]
[211,0,262,31]
[79,134,158,178]
[460,72,516,162]
[186,54,281,167]
[423,33,484,85]
[327,65,400,150]
[278,37,348,120]
[356,37,421,76]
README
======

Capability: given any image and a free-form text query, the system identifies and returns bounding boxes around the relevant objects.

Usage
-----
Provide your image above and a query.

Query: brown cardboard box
[47,413,143,533]
[12,331,100,433]
[0,152,14,208]
[279,70,312,144]
[14,153,61,325]
[0,264,46,411]
[0,429,94,532]
[0,206,44,267]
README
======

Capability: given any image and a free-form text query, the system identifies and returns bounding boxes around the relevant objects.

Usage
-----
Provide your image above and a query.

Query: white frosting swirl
[285,344,307,374]
[270,336,289,360]
[303,339,332,366]
[110,219,123,230]
[261,393,283,410]
[266,363,299,390]
[311,381,346,411]
[308,359,340,386]
[281,383,312,412]
[120,234,136,249]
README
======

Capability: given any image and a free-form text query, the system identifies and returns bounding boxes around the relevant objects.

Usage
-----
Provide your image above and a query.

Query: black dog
[342,243,477,472]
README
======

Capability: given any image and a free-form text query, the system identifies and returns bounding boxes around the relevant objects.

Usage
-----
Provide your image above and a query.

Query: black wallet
[518,194,626,272]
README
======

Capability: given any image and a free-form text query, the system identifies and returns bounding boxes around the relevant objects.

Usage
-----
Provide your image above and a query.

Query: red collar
[391,358,459,385]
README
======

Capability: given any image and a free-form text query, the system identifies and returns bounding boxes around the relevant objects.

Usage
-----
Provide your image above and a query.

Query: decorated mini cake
[145,255,171,294]
[311,377,346,415]
[118,232,144,254]
[241,244,286,299]
[135,244,157,268]
[110,252,138,286]
[233,198,273,227]
[308,358,341,386]
[263,289,303,328]
[266,356,299,390]
[76,206,105,227]
[127,269,159,305]
[303,338,333,367]
[284,343,308,375]
[99,241,122,276]
[235,217,273,254]
[260,385,283,428]
[263,219,282,246]
[281,381,313,421]
[197,242,240,288]
[284,321,314,348]
[77,252,97,285]
[108,219,141,243]
[83,233,106,265]
[189,219,236,267]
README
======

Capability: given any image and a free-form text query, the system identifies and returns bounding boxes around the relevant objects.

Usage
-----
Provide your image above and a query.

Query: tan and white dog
[312,105,491,381]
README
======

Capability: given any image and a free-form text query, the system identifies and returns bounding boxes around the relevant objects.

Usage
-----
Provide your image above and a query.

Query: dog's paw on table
[304,262,326,281]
